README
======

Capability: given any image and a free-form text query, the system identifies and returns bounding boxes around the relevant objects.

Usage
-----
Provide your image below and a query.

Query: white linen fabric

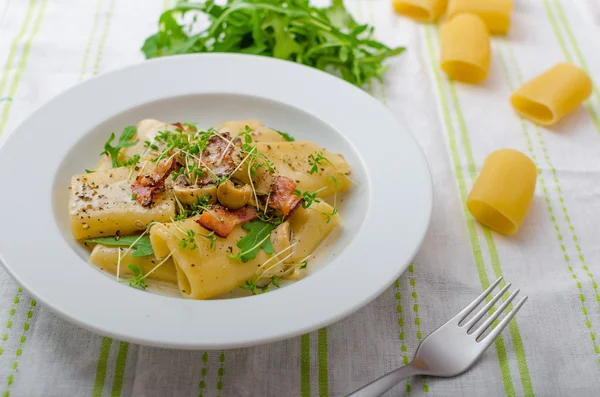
[1,0,600,396]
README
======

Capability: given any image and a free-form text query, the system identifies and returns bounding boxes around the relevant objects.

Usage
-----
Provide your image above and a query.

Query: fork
[346,277,527,397]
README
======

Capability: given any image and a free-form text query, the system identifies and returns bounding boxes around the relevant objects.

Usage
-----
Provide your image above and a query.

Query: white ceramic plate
[0,54,431,349]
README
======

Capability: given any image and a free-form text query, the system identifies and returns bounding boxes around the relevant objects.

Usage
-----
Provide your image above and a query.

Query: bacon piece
[197,132,242,185]
[197,205,258,238]
[131,159,178,207]
[267,176,304,217]
[172,122,185,130]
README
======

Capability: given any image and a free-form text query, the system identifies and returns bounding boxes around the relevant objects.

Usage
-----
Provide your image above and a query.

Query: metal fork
[346,277,527,397]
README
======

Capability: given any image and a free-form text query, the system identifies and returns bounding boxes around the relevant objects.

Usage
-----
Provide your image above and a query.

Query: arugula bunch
[142,0,404,87]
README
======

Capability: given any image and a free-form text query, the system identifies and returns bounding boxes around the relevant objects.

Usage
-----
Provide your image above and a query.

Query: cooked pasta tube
[446,0,513,34]
[69,167,176,240]
[392,0,447,23]
[467,149,537,236]
[511,63,593,126]
[440,14,490,84]
[90,244,178,284]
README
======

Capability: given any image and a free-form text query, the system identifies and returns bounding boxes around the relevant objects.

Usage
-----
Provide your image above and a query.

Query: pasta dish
[68,119,352,299]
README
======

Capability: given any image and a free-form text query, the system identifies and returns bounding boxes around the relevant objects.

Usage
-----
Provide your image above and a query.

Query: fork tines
[455,277,528,342]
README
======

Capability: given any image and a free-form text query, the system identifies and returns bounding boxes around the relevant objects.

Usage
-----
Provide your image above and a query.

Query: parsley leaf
[100,126,138,167]
[232,220,276,263]
[86,235,154,257]
[141,0,405,88]
[276,130,295,142]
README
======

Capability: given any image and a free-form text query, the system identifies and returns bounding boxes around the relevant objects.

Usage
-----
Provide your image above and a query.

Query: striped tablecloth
[1,0,600,396]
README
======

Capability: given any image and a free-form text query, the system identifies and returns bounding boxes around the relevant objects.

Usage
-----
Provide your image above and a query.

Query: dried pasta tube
[467,149,537,236]
[392,0,447,22]
[446,0,513,34]
[511,63,592,126]
[440,14,490,84]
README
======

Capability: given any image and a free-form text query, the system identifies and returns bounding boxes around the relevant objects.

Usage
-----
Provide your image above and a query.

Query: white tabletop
[1,0,600,396]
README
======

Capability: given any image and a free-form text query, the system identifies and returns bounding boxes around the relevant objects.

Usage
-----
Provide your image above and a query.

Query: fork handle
[345,364,422,397]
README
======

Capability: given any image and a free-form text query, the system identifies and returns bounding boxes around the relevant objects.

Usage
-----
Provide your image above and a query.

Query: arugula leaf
[141,0,405,88]
[86,235,154,257]
[100,126,138,167]
[276,129,295,142]
[233,220,276,263]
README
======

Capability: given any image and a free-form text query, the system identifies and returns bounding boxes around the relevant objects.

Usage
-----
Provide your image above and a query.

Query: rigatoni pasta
[440,14,491,84]
[392,0,447,23]
[69,119,351,299]
[467,149,537,235]
[446,0,513,35]
[511,63,593,126]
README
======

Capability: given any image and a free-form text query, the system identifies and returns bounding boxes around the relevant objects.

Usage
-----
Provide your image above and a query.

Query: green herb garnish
[276,130,295,142]
[123,264,147,290]
[141,0,405,88]
[86,235,154,257]
[294,188,321,208]
[240,275,280,295]
[100,126,138,168]
[179,229,198,250]
[308,151,330,174]
[230,220,276,262]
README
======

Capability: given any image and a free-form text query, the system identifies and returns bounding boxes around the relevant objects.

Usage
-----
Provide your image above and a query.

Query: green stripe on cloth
[541,0,600,133]
[0,0,44,137]
[1,299,36,397]
[393,280,410,394]
[423,25,518,397]
[0,0,48,136]
[552,0,600,117]
[0,288,23,357]
[408,266,428,393]
[110,342,129,397]
[438,28,534,397]
[317,328,329,397]
[0,0,36,100]
[504,36,598,375]
[300,335,311,397]
[93,0,115,76]
[498,40,600,367]
[78,0,104,81]
[197,352,209,397]
[92,338,113,397]
[216,351,225,397]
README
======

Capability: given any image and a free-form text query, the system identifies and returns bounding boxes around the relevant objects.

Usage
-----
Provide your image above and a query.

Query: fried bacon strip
[197,132,242,185]
[197,204,258,237]
[266,176,304,217]
[131,159,178,207]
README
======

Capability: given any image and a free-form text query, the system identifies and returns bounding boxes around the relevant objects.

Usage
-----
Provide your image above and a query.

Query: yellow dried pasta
[440,14,490,84]
[511,63,593,126]
[446,0,513,35]
[392,0,447,23]
[467,149,537,236]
